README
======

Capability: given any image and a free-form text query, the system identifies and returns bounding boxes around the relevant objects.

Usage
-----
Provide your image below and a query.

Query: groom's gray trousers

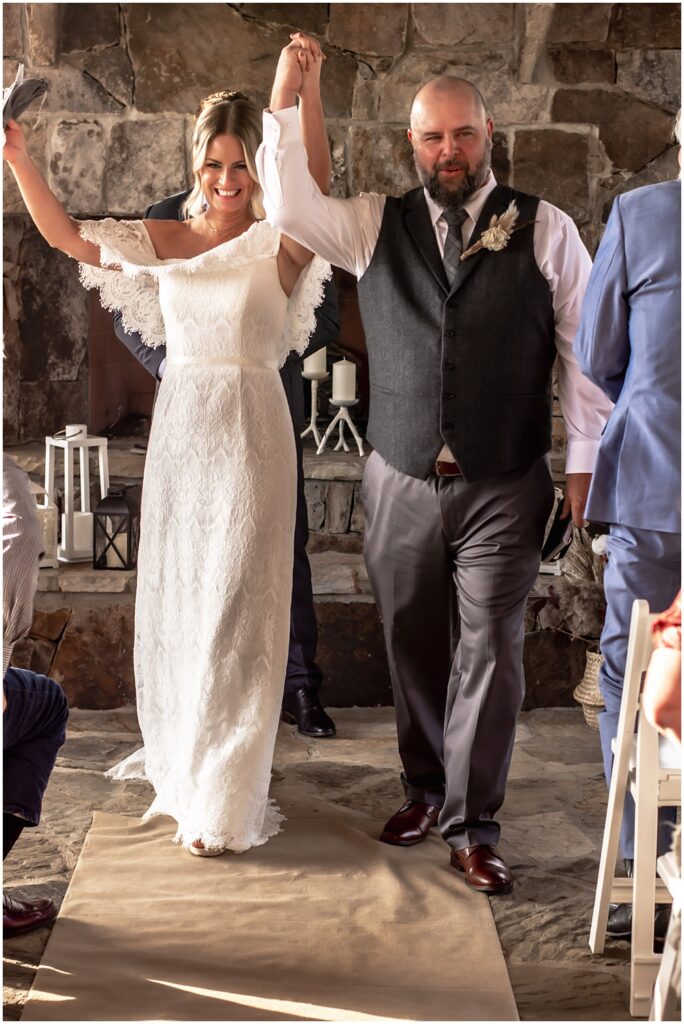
[362,450,555,850]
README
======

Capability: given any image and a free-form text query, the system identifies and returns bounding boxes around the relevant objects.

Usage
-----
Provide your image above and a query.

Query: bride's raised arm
[4,118,103,267]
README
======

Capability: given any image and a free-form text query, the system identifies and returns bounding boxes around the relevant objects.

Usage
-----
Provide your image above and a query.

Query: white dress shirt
[257,107,612,473]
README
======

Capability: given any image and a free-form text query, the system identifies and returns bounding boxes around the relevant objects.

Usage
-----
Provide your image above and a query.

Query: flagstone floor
[3,707,632,1021]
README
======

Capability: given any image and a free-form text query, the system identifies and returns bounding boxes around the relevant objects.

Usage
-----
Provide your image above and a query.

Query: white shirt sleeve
[257,107,385,278]
[534,202,613,474]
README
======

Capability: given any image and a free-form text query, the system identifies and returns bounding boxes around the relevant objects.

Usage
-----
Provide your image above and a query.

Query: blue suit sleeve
[573,197,629,404]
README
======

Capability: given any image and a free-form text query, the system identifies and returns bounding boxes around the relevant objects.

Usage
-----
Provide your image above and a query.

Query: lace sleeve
[280,255,333,364]
[77,219,166,349]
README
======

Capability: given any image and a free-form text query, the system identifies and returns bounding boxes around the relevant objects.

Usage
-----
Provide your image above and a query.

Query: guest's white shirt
[257,107,612,473]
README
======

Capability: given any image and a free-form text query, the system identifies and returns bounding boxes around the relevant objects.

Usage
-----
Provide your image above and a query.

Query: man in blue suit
[574,153,681,941]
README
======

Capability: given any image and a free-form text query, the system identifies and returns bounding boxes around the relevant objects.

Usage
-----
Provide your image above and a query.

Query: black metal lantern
[93,487,140,570]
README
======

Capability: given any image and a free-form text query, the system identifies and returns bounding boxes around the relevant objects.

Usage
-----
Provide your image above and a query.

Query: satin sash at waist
[166,355,279,371]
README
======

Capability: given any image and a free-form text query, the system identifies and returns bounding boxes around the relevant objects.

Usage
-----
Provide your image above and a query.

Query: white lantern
[44,424,110,562]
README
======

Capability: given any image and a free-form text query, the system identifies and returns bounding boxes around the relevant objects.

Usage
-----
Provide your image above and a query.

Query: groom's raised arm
[257,37,385,280]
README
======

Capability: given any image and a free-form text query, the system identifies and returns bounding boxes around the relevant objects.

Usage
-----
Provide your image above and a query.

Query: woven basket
[573,650,605,731]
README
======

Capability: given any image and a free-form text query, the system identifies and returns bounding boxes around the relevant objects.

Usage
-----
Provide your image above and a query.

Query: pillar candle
[106,533,128,568]
[302,347,326,377]
[62,511,93,554]
[332,359,356,402]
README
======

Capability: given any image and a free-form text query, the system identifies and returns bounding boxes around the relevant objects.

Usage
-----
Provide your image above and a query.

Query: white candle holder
[45,424,110,562]
[316,399,365,458]
[300,372,329,449]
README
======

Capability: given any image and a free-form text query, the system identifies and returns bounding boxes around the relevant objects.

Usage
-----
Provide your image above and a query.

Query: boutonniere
[460,200,536,261]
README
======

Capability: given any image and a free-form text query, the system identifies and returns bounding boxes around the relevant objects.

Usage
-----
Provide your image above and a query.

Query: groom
[113,188,340,739]
[261,37,612,892]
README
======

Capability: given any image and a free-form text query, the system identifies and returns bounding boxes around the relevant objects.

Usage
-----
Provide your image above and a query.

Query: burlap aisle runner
[23,798,518,1021]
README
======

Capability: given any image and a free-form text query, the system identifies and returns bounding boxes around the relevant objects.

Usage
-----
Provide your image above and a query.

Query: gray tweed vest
[356,183,556,481]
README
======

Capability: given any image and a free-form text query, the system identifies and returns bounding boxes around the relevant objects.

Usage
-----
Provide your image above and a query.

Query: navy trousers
[285,429,322,695]
[598,523,680,860]
[3,668,68,827]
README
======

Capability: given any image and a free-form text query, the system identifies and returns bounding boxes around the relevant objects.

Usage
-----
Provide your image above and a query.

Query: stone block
[350,483,364,533]
[311,553,359,595]
[26,3,58,65]
[492,130,510,185]
[18,223,88,383]
[3,115,47,214]
[3,3,24,58]
[40,65,122,114]
[48,120,106,215]
[547,4,611,44]
[30,607,71,641]
[106,119,187,215]
[548,46,616,85]
[486,81,553,126]
[352,67,381,122]
[513,128,591,223]
[10,636,56,676]
[616,49,680,113]
[304,480,326,530]
[610,3,681,49]
[19,380,88,443]
[60,3,120,53]
[314,598,392,707]
[552,88,673,172]
[324,481,352,533]
[58,569,135,594]
[378,50,510,124]
[413,4,515,47]
[50,600,135,708]
[125,4,284,114]
[320,48,358,120]
[3,310,21,443]
[349,125,416,196]
[65,45,134,108]
[328,4,408,56]
[238,4,329,34]
[328,125,349,199]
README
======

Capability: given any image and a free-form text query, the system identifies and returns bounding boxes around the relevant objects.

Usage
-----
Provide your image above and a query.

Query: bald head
[410,76,487,132]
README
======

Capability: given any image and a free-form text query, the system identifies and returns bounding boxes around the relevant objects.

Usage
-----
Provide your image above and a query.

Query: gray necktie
[442,207,468,286]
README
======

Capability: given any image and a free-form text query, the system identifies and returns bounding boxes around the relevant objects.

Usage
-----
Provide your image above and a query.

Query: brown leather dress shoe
[450,845,513,894]
[379,800,440,846]
[3,892,57,937]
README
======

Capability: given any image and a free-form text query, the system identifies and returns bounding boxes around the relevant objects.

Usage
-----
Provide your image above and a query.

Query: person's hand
[560,472,592,528]
[289,32,325,100]
[3,118,28,165]
[272,36,307,101]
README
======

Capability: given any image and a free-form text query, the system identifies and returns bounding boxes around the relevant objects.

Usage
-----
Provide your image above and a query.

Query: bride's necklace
[204,213,253,236]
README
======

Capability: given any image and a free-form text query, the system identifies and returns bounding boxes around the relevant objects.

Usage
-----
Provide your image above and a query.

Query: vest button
[443,361,455,371]
[443,392,455,400]
[443,421,454,430]
[446,329,455,338]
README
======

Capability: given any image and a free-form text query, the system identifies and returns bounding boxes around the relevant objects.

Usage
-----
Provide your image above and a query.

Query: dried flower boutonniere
[460,200,535,261]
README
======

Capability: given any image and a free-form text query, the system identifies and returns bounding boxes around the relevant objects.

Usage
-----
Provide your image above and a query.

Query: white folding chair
[649,848,681,1021]
[589,599,681,1017]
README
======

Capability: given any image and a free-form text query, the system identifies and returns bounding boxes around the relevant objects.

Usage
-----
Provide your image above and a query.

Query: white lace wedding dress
[78,218,331,851]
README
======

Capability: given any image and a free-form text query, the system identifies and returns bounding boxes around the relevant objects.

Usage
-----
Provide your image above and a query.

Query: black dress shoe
[607,857,670,943]
[281,687,336,737]
[607,902,671,943]
[3,892,57,937]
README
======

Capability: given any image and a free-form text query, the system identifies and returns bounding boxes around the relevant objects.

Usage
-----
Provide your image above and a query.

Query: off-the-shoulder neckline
[140,218,273,265]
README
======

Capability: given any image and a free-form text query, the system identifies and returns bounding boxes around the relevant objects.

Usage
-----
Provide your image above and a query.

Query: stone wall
[3,2,681,442]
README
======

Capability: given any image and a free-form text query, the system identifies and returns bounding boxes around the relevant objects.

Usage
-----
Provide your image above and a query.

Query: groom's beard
[415,139,492,209]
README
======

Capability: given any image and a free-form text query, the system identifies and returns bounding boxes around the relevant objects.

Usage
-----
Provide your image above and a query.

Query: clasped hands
[272,31,325,106]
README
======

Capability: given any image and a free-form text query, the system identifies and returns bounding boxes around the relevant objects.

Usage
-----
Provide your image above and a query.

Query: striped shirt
[3,455,43,675]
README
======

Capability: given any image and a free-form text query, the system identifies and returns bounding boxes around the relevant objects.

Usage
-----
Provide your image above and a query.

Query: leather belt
[167,355,278,370]
[435,460,463,477]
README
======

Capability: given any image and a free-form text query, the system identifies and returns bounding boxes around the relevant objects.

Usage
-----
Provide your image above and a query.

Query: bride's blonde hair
[181,91,265,221]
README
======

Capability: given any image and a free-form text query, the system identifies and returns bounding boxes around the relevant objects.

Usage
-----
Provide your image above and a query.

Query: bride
[4,35,331,857]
